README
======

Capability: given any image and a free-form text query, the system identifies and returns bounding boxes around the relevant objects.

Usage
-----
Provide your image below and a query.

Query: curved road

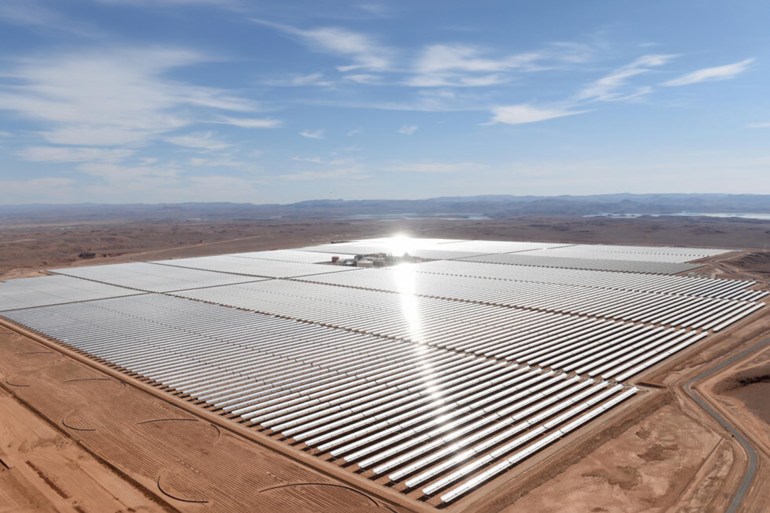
[681,337,770,513]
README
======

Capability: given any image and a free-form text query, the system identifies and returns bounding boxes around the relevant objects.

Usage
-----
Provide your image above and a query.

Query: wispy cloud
[344,73,382,84]
[488,104,586,125]
[216,117,282,128]
[92,0,240,7]
[280,167,368,181]
[165,131,231,151]
[578,54,675,101]
[0,47,257,147]
[663,58,754,87]
[358,3,390,18]
[18,146,134,163]
[305,95,483,112]
[407,42,594,88]
[747,121,770,129]
[188,155,257,169]
[263,72,334,87]
[409,44,538,87]
[253,19,394,72]
[0,0,101,37]
[76,161,180,182]
[388,161,483,173]
[291,155,351,165]
[299,129,325,139]
[397,125,418,135]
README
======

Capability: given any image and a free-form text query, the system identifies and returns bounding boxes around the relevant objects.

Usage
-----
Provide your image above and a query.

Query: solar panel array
[150,255,360,279]
[300,238,567,261]
[299,266,762,331]
[458,253,703,275]
[0,238,763,507]
[52,261,263,292]
[0,274,141,312]
[517,244,729,263]
[229,249,357,263]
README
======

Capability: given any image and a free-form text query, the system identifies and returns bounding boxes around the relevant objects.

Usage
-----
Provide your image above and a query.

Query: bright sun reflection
[388,234,413,257]
[394,260,445,405]
[394,262,421,341]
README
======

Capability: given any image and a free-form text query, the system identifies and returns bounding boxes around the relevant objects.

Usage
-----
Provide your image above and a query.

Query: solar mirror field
[0,237,765,508]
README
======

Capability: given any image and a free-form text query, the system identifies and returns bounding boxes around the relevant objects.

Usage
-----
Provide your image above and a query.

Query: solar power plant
[0,238,765,508]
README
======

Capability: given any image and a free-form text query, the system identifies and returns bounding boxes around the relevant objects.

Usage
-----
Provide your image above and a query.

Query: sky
[0,0,769,204]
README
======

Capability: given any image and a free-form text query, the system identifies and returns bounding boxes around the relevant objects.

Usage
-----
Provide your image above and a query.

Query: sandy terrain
[0,385,167,513]
[499,402,732,513]
[1,215,768,513]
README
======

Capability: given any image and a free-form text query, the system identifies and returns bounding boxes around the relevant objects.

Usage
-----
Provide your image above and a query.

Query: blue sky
[0,0,768,204]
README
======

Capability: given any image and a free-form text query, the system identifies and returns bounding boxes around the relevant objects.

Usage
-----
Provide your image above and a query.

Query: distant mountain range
[1,194,769,223]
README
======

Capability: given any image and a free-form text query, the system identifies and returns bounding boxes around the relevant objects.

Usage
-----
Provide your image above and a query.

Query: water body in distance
[588,213,770,221]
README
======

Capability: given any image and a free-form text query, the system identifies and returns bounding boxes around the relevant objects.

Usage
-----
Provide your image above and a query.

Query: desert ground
[1,215,768,513]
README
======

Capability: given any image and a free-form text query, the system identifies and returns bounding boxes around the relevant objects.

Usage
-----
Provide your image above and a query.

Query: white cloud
[254,19,394,72]
[358,3,390,17]
[346,127,362,137]
[186,174,266,194]
[409,44,538,87]
[397,125,418,135]
[280,167,368,181]
[291,156,351,165]
[578,54,675,101]
[0,47,256,147]
[0,0,100,37]
[18,146,134,163]
[216,117,282,129]
[75,162,181,185]
[40,126,177,146]
[188,156,256,169]
[344,73,382,84]
[488,104,586,125]
[388,161,483,173]
[408,42,594,88]
[264,72,334,87]
[663,58,754,87]
[307,96,480,112]
[0,131,12,137]
[747,121,770,128]
[165,131,231,151]
[416,44,541,74]
[92,0,238,6]
[299,129,325,139]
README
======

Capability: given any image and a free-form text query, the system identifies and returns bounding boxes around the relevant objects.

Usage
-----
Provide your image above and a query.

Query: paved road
[682,337,770,513]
